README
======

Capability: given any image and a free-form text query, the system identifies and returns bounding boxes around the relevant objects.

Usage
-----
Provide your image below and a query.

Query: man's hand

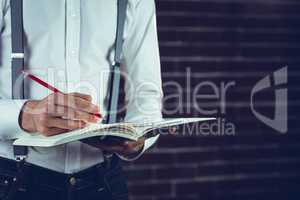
[20,92,101,136]
[82,137,145,156]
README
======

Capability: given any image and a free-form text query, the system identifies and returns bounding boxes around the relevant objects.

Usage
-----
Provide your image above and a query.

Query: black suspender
[106,0,128,124]
[10,0,28,162]
[10,0,128,161]
[11,0,25,100]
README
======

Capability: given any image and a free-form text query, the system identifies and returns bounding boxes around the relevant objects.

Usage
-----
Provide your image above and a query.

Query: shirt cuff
[0,100,28,140]
[116,134,160,161]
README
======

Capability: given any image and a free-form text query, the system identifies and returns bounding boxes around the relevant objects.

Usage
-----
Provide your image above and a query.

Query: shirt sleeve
[0,100,28,140]
[117,0,163,161]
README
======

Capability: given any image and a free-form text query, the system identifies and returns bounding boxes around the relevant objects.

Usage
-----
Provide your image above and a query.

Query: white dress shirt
[0,0,163,173]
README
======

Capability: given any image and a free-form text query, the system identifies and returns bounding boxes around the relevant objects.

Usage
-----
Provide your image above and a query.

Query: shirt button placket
[66,0,81,91]
[65,0,82,173]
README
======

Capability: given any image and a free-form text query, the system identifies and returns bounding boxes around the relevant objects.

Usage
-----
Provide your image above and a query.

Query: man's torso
[0,0,135,173]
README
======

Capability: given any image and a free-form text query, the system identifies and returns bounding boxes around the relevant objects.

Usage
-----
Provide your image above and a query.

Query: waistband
[0,155,119,190]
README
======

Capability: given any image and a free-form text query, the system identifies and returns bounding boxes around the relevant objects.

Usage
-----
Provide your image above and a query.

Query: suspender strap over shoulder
[11,0,25,100]
[115,0,127,66]
[106,0,128,124]
[10,0,28,162]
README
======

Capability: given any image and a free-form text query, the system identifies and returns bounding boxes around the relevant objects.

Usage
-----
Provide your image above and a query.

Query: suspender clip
[112,61,121,68]
[13,146,28,162]
[15,155,27,162]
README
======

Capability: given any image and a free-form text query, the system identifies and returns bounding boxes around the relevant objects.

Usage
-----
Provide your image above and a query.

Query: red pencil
[22,71,102,118]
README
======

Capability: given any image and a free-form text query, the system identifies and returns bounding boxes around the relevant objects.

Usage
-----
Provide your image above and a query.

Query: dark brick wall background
[122,0,300,200]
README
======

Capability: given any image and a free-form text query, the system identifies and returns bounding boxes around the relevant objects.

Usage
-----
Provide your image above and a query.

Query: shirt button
[71,10,77,17]
[71,50,77,56]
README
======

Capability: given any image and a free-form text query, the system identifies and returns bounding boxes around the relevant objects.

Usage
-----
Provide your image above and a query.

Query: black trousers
[0,156,128,200]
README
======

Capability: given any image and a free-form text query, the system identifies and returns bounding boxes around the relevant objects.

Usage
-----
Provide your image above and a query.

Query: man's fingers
[82,139,125,152]
[49,105,98,123]
[49,93,100,114]
[73,97,100,114]
[82,138,145,155]
[100,144,125,152]
[47,117,86,130]
[42,128,68,137]
[69,92,92,101]
[122,139,145,152]
[104,139,145,154]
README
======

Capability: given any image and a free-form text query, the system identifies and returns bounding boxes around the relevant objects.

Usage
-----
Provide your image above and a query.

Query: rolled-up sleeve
[0,100,27,140]
[119,0,163,160]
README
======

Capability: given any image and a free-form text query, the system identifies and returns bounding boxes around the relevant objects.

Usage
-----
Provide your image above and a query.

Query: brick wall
[122,0,300,199]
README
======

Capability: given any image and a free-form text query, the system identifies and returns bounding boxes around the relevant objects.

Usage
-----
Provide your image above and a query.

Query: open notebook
[13,118,215,147]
